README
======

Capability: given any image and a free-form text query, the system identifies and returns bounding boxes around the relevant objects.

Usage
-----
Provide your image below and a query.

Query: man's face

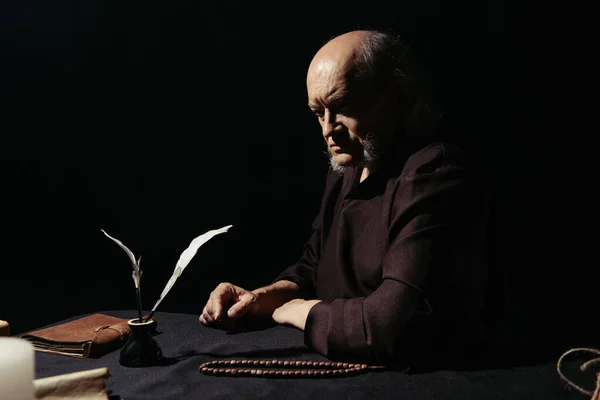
[307,58,398,170]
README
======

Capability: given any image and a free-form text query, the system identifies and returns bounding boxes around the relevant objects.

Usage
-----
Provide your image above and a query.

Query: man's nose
[322,111,339,138]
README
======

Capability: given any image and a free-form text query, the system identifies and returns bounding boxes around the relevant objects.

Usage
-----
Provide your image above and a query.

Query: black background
[1,0,595,365]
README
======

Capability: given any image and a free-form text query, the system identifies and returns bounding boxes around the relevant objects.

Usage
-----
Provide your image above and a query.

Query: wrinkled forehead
[306,30,369,92]
[306,56,382,108]
[308,57,350,85]
[306,56,356,100]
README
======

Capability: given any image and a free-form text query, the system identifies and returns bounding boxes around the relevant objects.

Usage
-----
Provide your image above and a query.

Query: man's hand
[272,298,321,331]
[199,282,259,330]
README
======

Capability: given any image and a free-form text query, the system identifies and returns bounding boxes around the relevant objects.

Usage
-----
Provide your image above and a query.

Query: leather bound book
[21,314,131,358]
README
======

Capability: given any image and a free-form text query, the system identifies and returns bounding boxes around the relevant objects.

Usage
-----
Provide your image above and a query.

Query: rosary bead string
[199,359,382,378]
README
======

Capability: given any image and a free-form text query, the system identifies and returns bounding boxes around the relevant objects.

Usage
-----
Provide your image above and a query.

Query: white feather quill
[147,224,233,319]
[101,229,142,289]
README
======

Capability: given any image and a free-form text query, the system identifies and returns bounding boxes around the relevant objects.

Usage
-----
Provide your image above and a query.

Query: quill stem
[136,287,143,322]
[145,310,155,322]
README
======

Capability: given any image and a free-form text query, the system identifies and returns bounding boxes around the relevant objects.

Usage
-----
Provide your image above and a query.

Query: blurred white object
[34,367,111,400]
[0,337,35,400]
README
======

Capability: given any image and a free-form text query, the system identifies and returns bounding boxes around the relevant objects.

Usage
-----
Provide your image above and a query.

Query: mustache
[322,133,378,151]
[323,132,381,172]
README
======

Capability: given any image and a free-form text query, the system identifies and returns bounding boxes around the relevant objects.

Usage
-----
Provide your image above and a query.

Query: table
[32,310,587,399]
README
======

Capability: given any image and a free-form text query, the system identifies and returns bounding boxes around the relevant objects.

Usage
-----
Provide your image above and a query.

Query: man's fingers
[201,282,255,328]
[227,291,257,319]
[200,306,215,325]
[200,313,235,331]
[199,314,207,325]
[200,302,237,331]
[208,283,234,320]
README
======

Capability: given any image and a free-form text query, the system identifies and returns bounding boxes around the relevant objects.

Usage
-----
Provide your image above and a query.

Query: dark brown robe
[275,140,489,366]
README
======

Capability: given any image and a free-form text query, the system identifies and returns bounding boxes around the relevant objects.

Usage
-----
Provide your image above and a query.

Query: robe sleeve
[304,143,480,365]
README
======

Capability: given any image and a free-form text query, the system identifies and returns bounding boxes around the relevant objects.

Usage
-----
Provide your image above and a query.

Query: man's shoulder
[402,140,466,175]
[383,140,465,185]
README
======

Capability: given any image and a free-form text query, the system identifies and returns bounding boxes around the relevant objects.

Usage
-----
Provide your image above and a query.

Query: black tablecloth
[31,310,586,399]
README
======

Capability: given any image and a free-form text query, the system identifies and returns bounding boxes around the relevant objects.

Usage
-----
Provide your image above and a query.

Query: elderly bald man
[200,30,487,368]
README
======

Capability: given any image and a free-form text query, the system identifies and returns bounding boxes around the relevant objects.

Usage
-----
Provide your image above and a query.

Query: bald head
[307,30,370,83]
[306,29,412,103]
[306,30,381,119]
[305,30,412,172]
[304,30,433,172]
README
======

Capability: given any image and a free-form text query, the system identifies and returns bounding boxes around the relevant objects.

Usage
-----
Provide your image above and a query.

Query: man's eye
[332,103,350,116]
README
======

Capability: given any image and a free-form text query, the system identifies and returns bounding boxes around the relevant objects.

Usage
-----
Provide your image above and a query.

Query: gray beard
[328,133,381,173]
